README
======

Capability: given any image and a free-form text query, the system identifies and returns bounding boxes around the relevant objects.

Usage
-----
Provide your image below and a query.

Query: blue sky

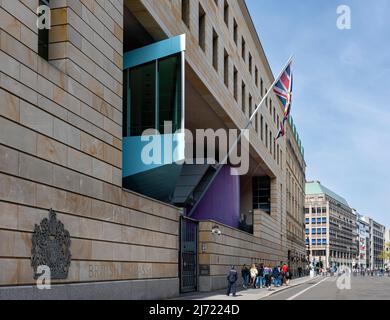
[246,0,390,227]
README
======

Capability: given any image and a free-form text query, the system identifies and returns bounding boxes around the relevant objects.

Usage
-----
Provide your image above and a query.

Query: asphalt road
[262,275,390,300]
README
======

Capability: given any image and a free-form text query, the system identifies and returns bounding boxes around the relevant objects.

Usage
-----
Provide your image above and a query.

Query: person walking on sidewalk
[281,263,289,285]
[241,265,249,289]
[249,264,258,288]
[227,266,238,297]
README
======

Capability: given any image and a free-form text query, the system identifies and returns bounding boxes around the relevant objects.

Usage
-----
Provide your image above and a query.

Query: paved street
[262,275,390,300]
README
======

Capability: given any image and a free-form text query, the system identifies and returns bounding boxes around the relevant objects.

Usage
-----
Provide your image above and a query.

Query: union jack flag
[274,61,293,140]
[273,63,293,119]
[276,118,286,140]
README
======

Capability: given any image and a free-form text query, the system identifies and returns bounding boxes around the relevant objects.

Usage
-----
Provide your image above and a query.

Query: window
[253,176,271,214]
[273,107,276,123]
[322,217,327,223]
[277,144,279,165]
[224,0,229,27]
[312,239,316,245]
[255,66,259,87]
[312,218,316,224]
[181,0,190,28]
[233,67,238,101]
[306,238,309,245]
[312,228,316,234]
[312,208,316,214]
[305,218,310,224]
[38,0,50,60]
[128,61,156,136]
[212,29,219,71]
[241,37,246,61]
[198,4,206,51]
[249,94,252,117]
[224,50,229,88]
[260,79,264,97]
[249,53,252,74]
[126,54,182,137]
[306,229,309,235]
[317,239,322,245]
[260,115,264,141]
[233,19,238,44]
[158,55,182,133]
[317,218,322,224]
[273,138,276,160]
[317,207,322,214]
[265,123,268,148]
[322,228,327,234]
[322,207,327,213]
[322,239,327,245]
[241,82,246,114]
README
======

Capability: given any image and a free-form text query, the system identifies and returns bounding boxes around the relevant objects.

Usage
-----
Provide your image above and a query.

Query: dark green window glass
[129,61,156,136]
[158,54,181,133]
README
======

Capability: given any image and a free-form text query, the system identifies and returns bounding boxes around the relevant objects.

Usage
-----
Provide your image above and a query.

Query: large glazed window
[252,176,271,214]
[129,61,156,136]
[124,53,182,137]
[158,54,182,133]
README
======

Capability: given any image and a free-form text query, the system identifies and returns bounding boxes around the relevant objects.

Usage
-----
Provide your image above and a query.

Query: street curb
[259,276,321,299]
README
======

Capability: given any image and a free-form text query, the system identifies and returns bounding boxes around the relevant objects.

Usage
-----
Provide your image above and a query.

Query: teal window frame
[123,35,186,137]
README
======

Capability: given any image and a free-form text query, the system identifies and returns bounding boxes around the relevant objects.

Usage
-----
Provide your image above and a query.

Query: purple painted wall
[192,166,240,229]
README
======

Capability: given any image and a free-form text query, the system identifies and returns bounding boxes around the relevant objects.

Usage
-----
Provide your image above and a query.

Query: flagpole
[187,55,293,218]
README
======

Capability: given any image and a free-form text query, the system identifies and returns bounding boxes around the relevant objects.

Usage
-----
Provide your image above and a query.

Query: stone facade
[305,182,357,269]
[285,120,306,277]
[0,0,180,300]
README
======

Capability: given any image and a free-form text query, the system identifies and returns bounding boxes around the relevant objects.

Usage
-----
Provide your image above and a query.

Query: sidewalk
[175,276,318,300]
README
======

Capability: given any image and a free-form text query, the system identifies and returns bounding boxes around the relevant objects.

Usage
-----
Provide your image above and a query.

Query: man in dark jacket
[227,266,238,296]
[241,265,249,289]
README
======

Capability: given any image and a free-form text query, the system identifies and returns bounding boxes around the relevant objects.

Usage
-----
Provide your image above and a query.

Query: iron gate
[180,216,198,293]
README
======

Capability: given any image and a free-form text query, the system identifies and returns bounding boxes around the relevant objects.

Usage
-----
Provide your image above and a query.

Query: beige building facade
[305,182,357,269]
[0,0,306,298]
[285,117,306,277]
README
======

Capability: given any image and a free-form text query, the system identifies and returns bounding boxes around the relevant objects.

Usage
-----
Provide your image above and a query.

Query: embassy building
[0,0,305,299]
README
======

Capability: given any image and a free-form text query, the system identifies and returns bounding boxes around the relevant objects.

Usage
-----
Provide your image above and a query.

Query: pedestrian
[298,267,303,278]
[227,266,238,297]
[281,263,288,285]
[264,265,272,290]
[241,264,249,289]
[272,265,281,287]
[249,264,258,288]
[256,264,265,288]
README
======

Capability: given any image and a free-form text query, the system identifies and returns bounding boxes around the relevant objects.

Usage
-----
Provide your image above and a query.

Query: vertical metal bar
[155,60,159,132]
[181,51,186,133]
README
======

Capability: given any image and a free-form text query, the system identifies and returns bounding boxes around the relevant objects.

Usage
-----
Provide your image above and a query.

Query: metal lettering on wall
[31,209,71,279]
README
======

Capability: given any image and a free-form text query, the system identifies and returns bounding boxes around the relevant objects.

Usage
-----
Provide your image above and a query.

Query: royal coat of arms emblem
[31,209,71,279]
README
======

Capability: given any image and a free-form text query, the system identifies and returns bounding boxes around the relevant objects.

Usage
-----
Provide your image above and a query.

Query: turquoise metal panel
[124,34,186,70]
[122,133,185,178]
